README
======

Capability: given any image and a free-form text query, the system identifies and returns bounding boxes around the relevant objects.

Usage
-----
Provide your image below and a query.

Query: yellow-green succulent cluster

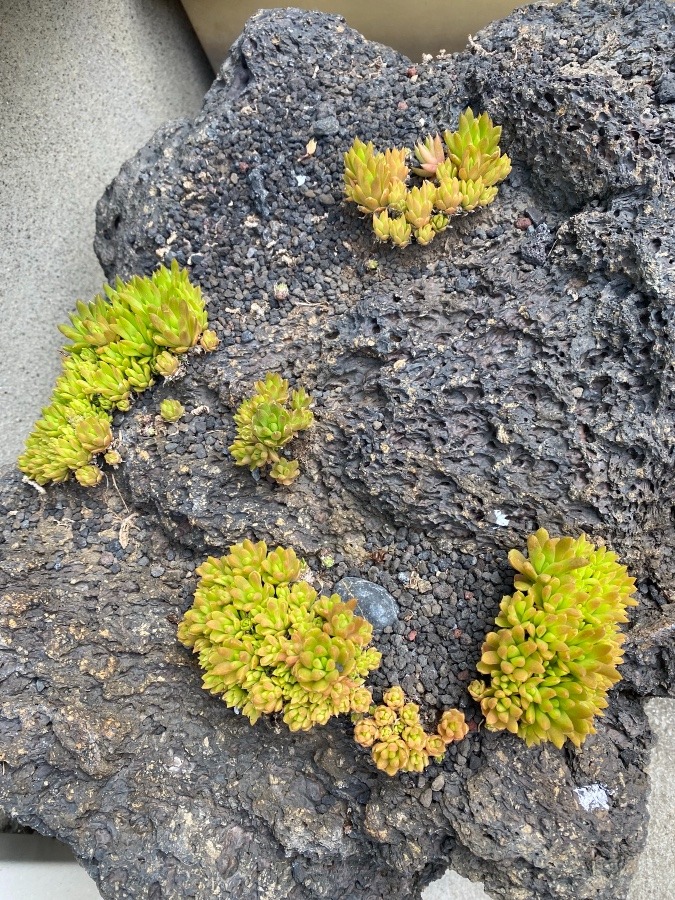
[343,108,511,248]
[18,261,218,486]
[469,528,638,749]
[229,373,313,485]
[177,540,381,732]
[353,686,468,776]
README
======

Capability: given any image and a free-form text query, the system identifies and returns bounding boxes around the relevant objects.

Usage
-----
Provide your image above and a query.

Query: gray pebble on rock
[334,577,399,629]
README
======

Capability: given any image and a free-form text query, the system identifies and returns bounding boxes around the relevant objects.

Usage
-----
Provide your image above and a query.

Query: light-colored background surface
[0,0,672,898]
[181,0,534,70]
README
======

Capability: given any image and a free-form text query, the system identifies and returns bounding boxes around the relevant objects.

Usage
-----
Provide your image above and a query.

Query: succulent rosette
[229,373,313,485]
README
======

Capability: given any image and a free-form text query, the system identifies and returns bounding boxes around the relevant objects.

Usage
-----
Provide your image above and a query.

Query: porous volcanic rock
[2,1,675,899]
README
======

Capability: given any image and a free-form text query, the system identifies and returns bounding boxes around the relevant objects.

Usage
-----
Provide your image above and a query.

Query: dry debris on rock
[1,1,675,898]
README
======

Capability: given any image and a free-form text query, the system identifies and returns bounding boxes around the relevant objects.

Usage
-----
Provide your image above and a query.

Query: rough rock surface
[2,1,675,898]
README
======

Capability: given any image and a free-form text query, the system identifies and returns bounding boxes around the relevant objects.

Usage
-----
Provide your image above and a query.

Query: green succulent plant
[18,261,216,486]
[469,528,638,749]
[160,398,185,423]
[177,540,381,731]
[344,108,511,248]
[229,373,313,485]
[353,685,468,776]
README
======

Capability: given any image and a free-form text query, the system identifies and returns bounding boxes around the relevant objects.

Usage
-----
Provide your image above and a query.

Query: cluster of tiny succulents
[469,528,638,749]
[177,540,382,732]
[18,261,218,486]
[343,108,511,247]
[353,685,469,776]
[229,373,313,485]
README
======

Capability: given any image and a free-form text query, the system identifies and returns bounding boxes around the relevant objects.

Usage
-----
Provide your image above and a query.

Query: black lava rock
[2,3,675,900]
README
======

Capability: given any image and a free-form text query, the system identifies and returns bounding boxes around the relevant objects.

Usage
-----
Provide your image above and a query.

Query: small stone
[520,223,553,266]
[333,577,399,628]
[150,565,165,578]
[431,774,445,792]
[420,788,433,808]
[657,72,675,104]
[312,114,339,137]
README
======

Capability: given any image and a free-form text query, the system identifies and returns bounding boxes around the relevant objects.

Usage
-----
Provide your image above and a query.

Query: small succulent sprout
[412,133,445,178]
[469,528,637,749]
[443,108,511,187]
[401,723,427,751]
[365,259,379,271]
[383,147,410,182]
[74,416,112,454]
[431,213,449,233]
[154,350,180,377]
[354,718,380,747]
[104,449,123,467]
[160,398,185,422]
[382,685,406,710]
[387,178,408,212]
[437,709,469,744]
[374,704,398,728]
[388,216,413,248]
[273,282,289,301]
[178,540,381,731]
[74,464,102,487]
[435,173,463,215]
[425,734,447,759]
[199,329,219,352]
[351,686,374,713]
[404,181,436,228]
[414,224,435,246]
[373,209,392,242]
[269,458,300,486]
[399,702,420,726]
[372,738,410,776]
[17,261,214,486]
[230,374,313,484]
[406,749,431,773]
[343,138,411,214]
